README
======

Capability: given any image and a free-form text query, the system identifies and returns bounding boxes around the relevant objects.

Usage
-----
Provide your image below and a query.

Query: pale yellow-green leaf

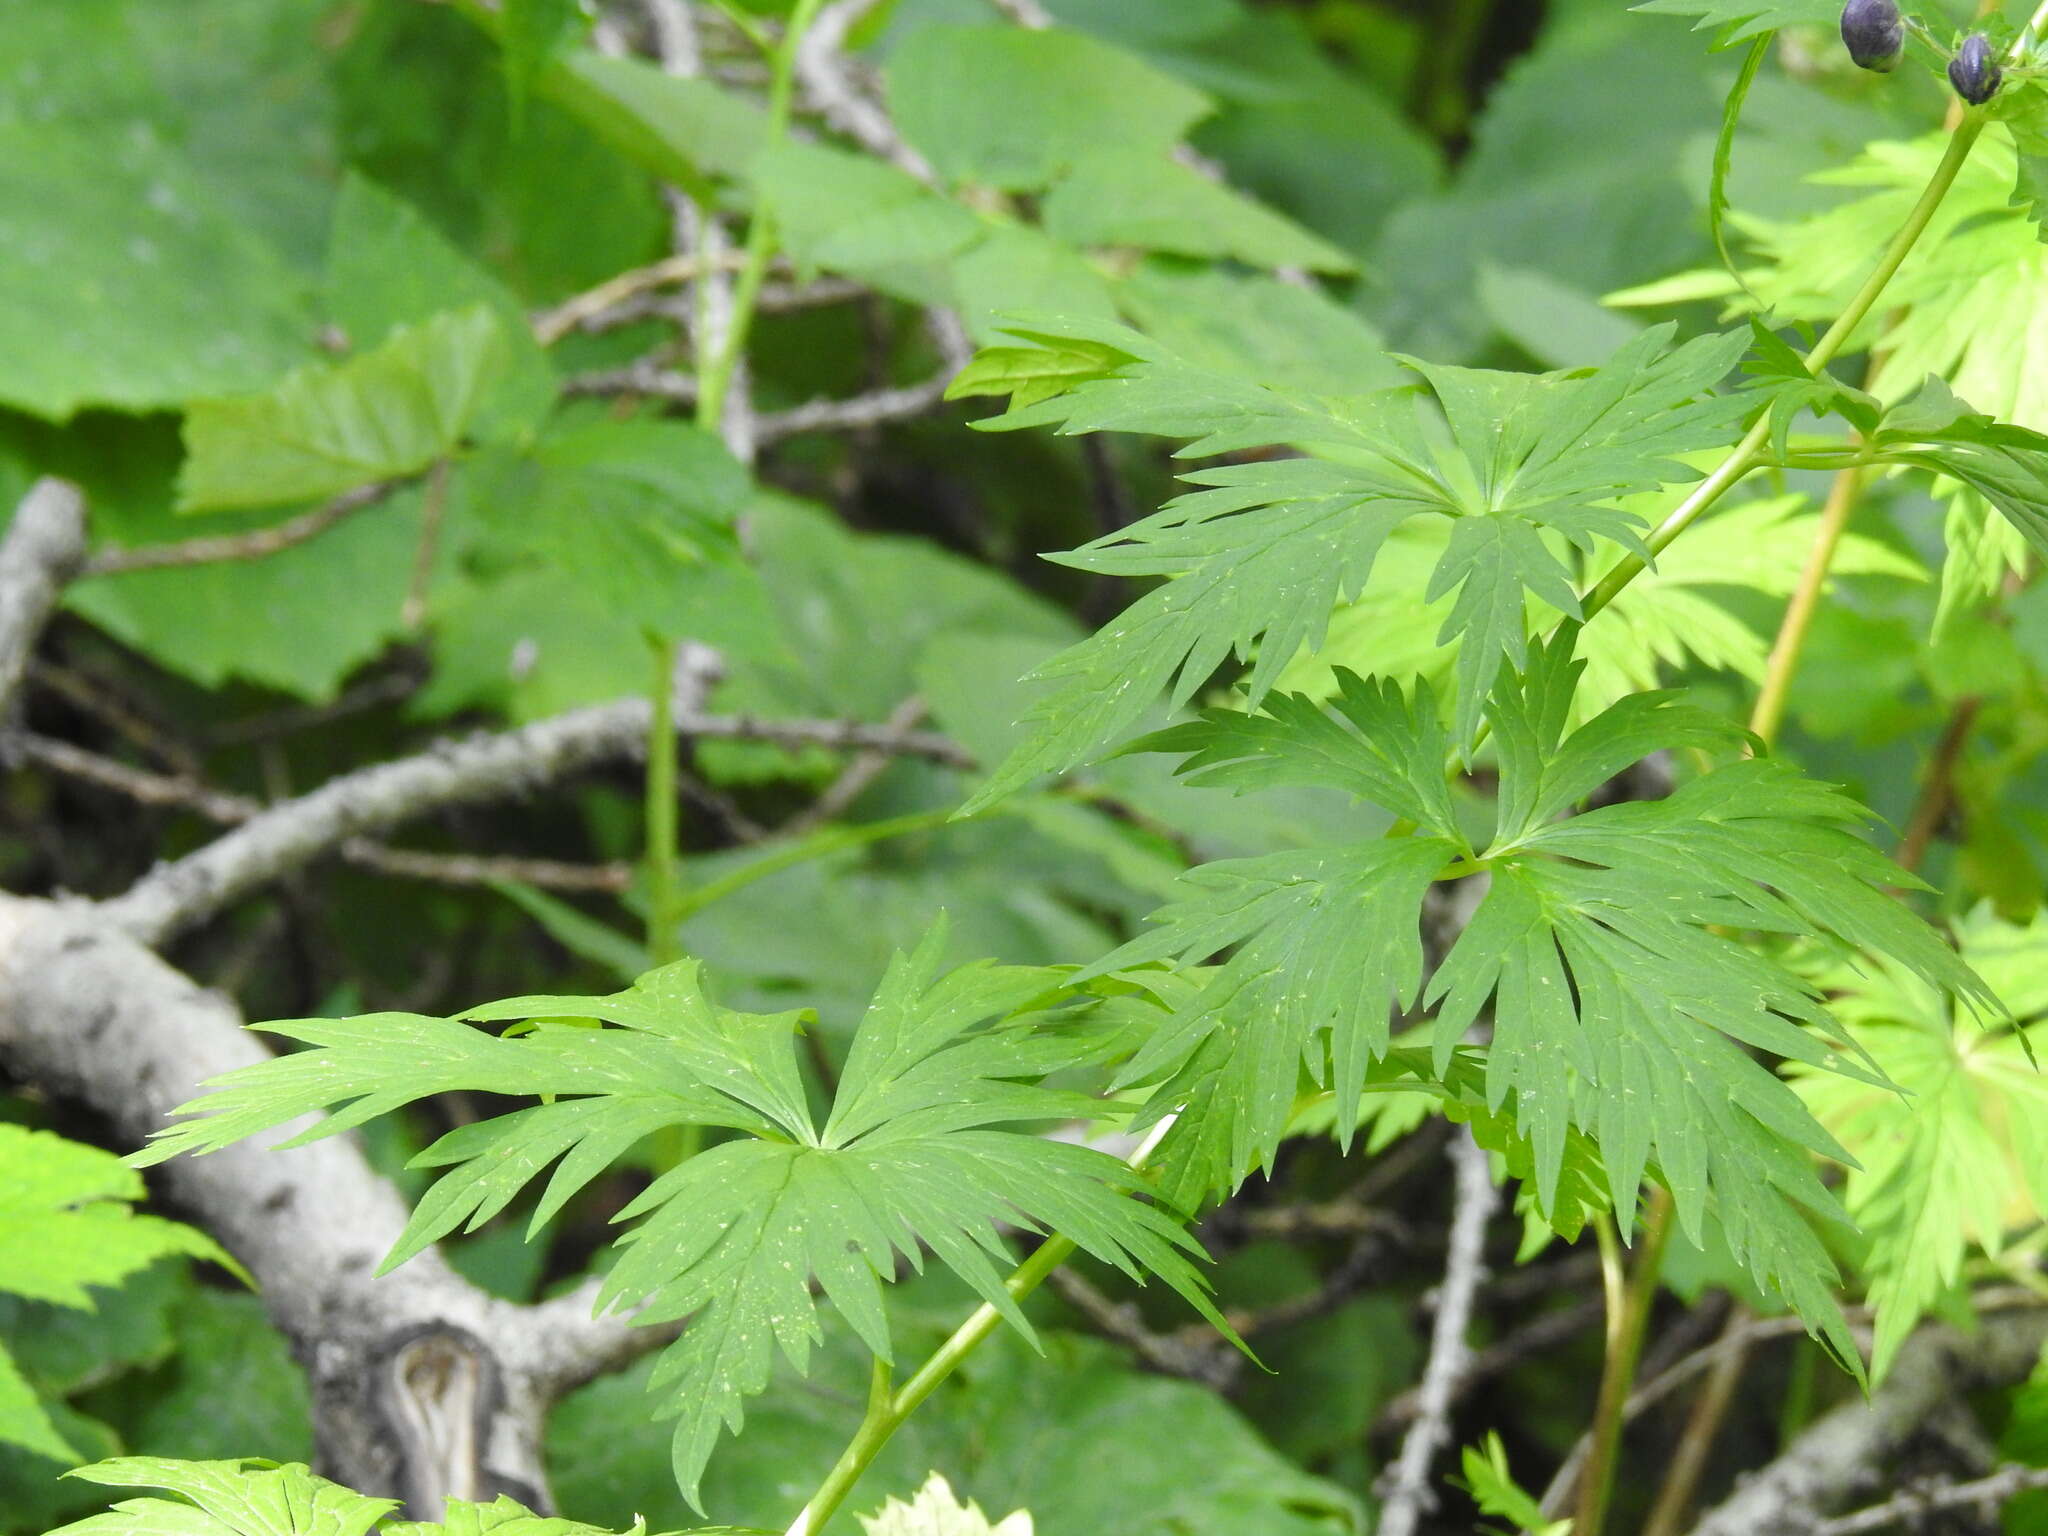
[1787,908,2048,1379]
[178,305,508,512]
[859,1474,1032,1536]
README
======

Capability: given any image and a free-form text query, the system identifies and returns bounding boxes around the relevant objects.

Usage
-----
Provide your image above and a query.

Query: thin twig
[1812,1464,2048,1535]
[338,843,632,893]
[531,251,759,345]
[206,665,425,747]
[783,694,929,835]
[1539,1287,2048,1520]
[551,276,867,338]
[0,479,86,716]
[796,0,934,181]
[16,734,634,894]
[28,659,202,776]
[1641,1306,1753,1536]
[95,698,971,942]
[986,0,1053,26]
[1374,1128,1500,1536]
[1686,1306,2048,1536]
[562,362,700,403]
[19,733,258,822]
[753,373,955,444]
[1047,1269,1235,1387]
[1374,1299,1607,1434]
[80,481,398,577]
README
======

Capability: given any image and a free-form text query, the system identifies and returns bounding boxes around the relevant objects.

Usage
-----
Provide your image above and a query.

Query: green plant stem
[647,0,823,967]
[788,1232,1076,1536]
[786,1124,1170,1536]
[646,638,683,964]
[1748,464,1865,749]
[1562,115,1997,1536]
[675,804,963,920]
[1640,1305,1754,1536]
[696,0,824,436]
[1580,116,1987,624]
[1574,1187,1675,1536]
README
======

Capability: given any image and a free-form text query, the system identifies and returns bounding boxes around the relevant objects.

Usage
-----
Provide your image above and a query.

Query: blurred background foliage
[6,0,2048,1531]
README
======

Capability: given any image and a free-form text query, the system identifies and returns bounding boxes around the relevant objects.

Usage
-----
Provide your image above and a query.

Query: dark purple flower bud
[1949,32,2003,104]
[1840,0,1904,72]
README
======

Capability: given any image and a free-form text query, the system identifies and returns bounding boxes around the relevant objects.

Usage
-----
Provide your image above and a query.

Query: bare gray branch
[0,478,86,716]
[1374,1127,1500,1536]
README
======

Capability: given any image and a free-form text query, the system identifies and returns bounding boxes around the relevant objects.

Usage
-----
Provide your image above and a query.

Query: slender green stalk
[1574,1188,1675,1536]
[789,1233,1077,1536]
[1563,111,1995,1536]
[647,0,823,966]
[786,1124,1172,1536]
[646,638,683,964]
[696,0,825,436]
[675,805,963,920]
[1580,117,1987,623]
[1748,465,1866,748]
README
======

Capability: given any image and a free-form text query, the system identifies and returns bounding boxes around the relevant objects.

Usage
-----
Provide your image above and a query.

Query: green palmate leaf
[0,1126,239,1464]
[136,930,1226,1509]
[1274,495,1923,729]
[1787,908,2048,1380]
[886,27,1211,192]
[1711,38,1770,297]
[49,1457,696,1536]
[52,1459,396,1536]
[179,306,510,512]
[950,316,1753,808]
[1096,634,1995,1362]
[1995,81,2048,238]
[1456,1433,1570,1536]
[1041,150,1355,274]
[1863,376,2048,560]
[1630,0,1842,48]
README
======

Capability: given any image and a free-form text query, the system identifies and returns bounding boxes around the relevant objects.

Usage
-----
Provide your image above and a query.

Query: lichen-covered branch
[0,896,659,1513]
[99,700,972,942]
[0,478,86,716]
[1373,1127,1500,1536]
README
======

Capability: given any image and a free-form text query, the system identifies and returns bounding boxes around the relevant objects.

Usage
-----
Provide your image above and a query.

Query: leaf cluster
[137,930,1225,1506]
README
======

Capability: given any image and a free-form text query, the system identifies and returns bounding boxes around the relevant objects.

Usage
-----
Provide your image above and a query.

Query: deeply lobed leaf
[951,317,1753,808]
[135,930,1227,1509]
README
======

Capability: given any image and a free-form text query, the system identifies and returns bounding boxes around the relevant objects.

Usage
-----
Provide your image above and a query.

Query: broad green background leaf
[323,173,558,441]
[0,125,314,420]
[888,27,1211,192]
[1041,151,1354,273]
[179,306,509,512]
